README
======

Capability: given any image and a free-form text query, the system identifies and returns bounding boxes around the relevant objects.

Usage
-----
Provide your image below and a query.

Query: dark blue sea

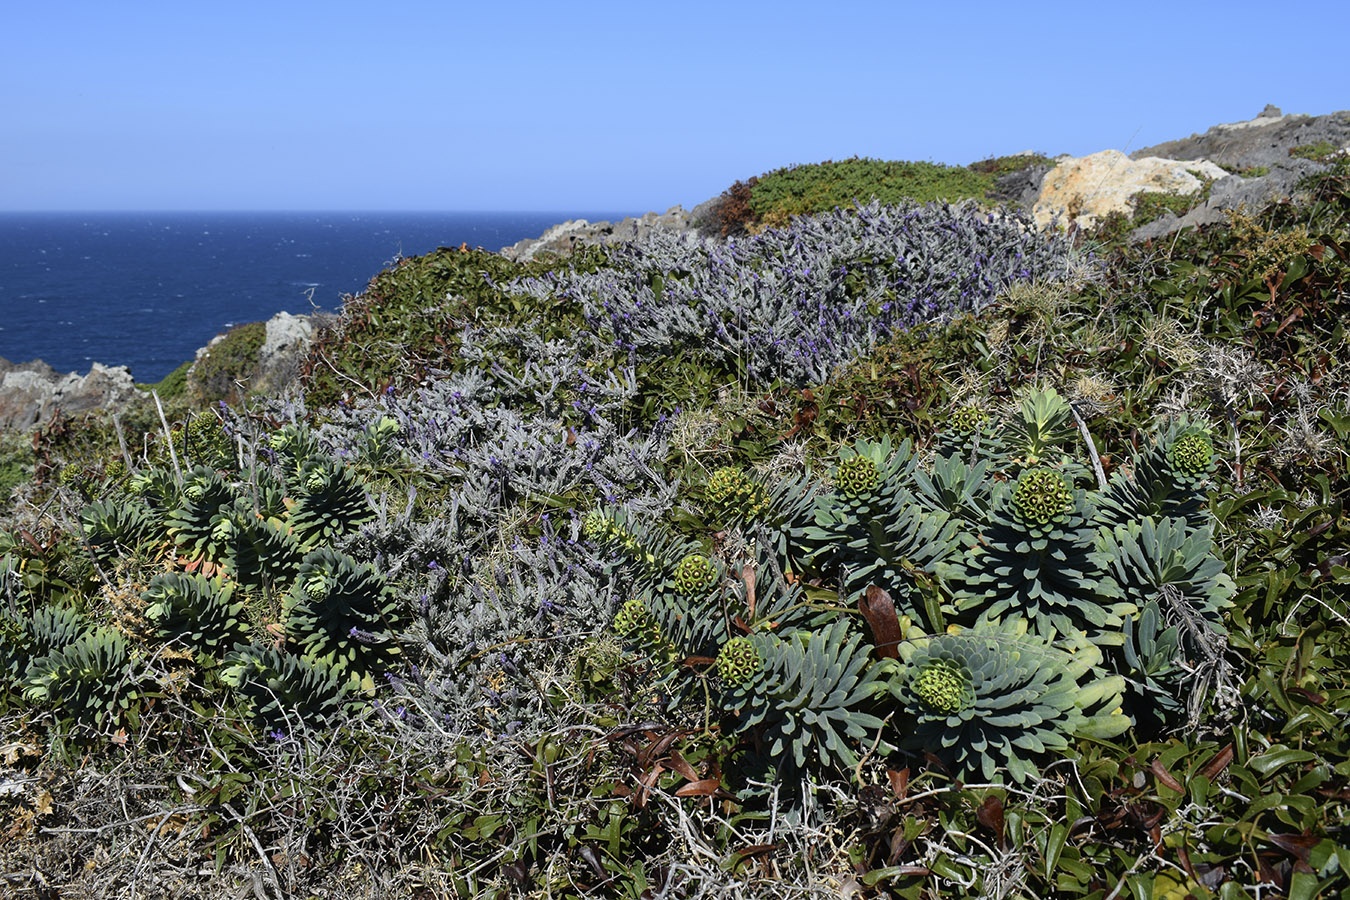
[0,211,633,383]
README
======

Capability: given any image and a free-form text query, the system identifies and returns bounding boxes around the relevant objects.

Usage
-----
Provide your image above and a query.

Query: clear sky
[3,0,1346,212]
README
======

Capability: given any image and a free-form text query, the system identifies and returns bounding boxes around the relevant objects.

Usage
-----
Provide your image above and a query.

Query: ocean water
[0,211,633,383]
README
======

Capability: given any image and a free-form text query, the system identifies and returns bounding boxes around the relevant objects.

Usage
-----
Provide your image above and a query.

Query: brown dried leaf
[859,585,902,660]
[1149,758,1184,793]
[976,795,1005,847]
[1197,743,1234,781]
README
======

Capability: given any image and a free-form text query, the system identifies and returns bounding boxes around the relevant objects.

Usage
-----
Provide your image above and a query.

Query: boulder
[254,311,327,396]
[1033,150,1229,231]
[0,358,137,432]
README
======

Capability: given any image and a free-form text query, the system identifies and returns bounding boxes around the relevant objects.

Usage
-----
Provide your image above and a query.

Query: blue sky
[3,1,1346,212]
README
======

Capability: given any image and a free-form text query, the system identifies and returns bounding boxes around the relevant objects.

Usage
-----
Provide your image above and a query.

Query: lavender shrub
[509,199,1075,385]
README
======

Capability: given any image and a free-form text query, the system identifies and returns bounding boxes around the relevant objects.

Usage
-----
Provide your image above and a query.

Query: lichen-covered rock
[1033,150,1229,230]
[0,358,137,431]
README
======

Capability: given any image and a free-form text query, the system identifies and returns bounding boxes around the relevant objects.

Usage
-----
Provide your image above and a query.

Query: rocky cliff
[0,358,137,432]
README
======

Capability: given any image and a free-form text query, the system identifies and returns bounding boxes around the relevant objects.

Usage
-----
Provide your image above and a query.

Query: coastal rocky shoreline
[5,105,1345,433]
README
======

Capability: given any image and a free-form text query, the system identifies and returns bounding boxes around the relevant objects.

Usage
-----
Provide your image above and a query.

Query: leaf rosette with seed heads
[704,467,772,525]
[716,636,761,684]
[671,553,718,596]
[1012,468,1074,537]
[890,627,1129,782]
[835,456,881,497]
[1167,431,1215,489]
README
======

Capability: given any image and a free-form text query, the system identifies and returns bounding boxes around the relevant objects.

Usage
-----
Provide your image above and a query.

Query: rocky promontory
[0,310,325,433]
[0,358,137,432]
[499,205,702,261]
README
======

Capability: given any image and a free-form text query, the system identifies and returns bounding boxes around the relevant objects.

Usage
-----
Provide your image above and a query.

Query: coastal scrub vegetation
[1,157,1349,899]
[703,154,1055,236]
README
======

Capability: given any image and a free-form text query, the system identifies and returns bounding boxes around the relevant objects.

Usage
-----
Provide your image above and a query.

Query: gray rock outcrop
[1127,106,1350,240]
[0,358,137,432]
[500,206,696,261]
[253,311,322,395]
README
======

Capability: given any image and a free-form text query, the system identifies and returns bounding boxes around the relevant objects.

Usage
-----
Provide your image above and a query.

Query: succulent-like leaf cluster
[720,622,889,772]
[165,466,238,562]
[287,461,373,546]
[210,497,302,590]
[948,464,1133,646]
[801,438,959,630]
[1095,421,1217,530]
[221,645,350,733]
[285,548,403,683]
[143,571,249,654]
[80,498,156,562]
[22,626,138,729]
[888,627,1127,782]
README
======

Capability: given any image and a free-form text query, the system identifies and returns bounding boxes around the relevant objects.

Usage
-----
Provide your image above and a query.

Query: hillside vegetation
[702,154,1054,235]
[1,158,1349,900]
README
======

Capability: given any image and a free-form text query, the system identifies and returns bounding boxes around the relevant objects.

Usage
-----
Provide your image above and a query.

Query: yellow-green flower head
[268,432,288,451]
[183,480,207,503]
[612,598,651,636]
[949,405,989,436]
[303,575,330,601]
[211,517,235,542]
[836,456,881,496]
[1013,469,1073,525]
[304,468,328,493]
[1169,433,1213,474]
[673,554,718,595]
[582,509,609,541]
[912,659,969,715]
[716,637,761,684]
[705,467,770,520]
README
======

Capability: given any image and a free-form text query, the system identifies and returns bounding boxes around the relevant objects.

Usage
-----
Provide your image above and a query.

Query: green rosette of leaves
[80,497,156,563]
[802,437,959,631]
[267,423,326,474]
[1096,517,1234,631]
[164,466,238,564]
[210,497,301,591]
[987,388,1086,479]
[287,460,374,547]
[2,604,90,699]
[946,467,1132,646]
[718,621,889,773]
[889,625,1128,782]
[1095,420,1216,530]
[22,626,139,731]
[142,571,249,655]
[934,403,1000,462]
[285,548,403,686]
[221,644,350,734]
